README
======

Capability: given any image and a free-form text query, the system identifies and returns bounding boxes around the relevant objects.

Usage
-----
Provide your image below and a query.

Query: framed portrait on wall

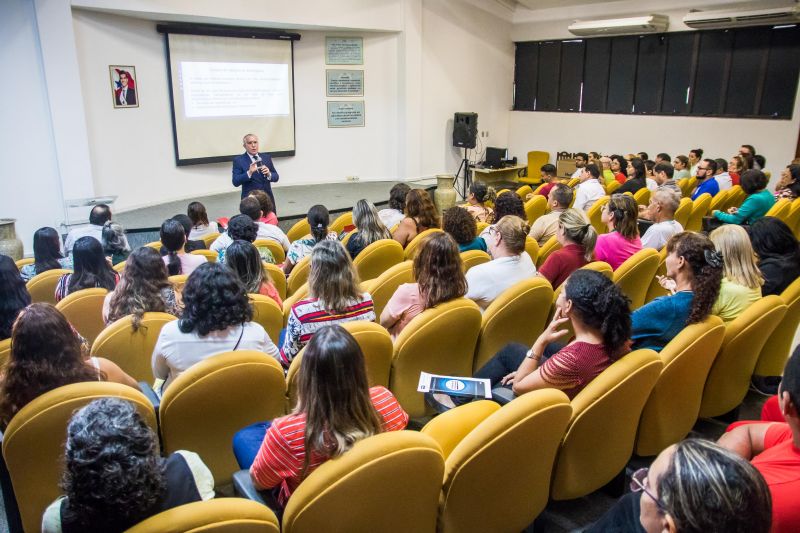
[109,65,139,108]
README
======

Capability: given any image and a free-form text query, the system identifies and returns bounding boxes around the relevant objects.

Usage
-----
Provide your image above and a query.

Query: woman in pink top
[594,193,642,270]
[381,232,467,338]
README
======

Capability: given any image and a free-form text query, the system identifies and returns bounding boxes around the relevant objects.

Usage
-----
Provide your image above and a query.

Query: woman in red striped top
[234,325,408,512]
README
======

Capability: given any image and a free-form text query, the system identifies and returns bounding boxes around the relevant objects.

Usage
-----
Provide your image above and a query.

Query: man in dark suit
[232,133,280,211]
[116,71,137,105]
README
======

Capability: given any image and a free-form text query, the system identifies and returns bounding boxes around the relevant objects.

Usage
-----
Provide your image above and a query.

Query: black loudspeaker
[453,112,478,149]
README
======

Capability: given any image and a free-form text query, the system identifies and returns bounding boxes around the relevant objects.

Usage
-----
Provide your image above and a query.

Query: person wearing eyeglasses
[690,159,720,201]
[571,152,588,180]
[587,439,772,533]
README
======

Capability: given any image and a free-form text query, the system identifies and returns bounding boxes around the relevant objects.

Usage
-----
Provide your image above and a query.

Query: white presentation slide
[180,61,290,118]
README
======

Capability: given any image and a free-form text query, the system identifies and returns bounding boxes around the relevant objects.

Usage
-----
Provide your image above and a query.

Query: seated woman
[235,325,408,512]
[633,232,722,352]
[610,154,629,184]
[392,189,440,248]
[595,193,642,270]
[225,240,282,308]
[102,221,131,266]
[42,398,214,533]
[728,154,747,186]
[773,164,800,201]
[0,255,31,341]
[442,206,487,253]
[281,240,375,366]
[151,263,279,392]
[463,181,496,223]
[103,247,182,326]
[617,157,647,195]
[249,189,279,226]
[55,236,118,302]
[169,214,206,253]
[673,155,691,181]
[187,201,219,240]
[749,217,800,296]
[479,192,526,250]
[0,303,137,427]
[538,208,597,288]
[19,227,73,282]
[381,232,467,339]
[161,218,207,277]
[709,224,763,322]
[345,199,392,259]
[378,183,410,230]
[587,439,771,533]
[711,169,775,226]
[211,214,275,265]
[466,215,536,310]
[283,205,338,275]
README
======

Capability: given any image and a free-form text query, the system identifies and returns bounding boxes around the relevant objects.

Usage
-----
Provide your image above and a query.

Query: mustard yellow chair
[475,221,490,234]
[281,431,444,533]
[426,390,572,533]
[566,177,580,188]
[517,151,549,186]
[14,257,33,269]
[26,268,71,304]
[586,196,610,235]
[782,198,800,238]
[287,218,311,242]
[0,337,10,368]
[168,273,188,294]
[287,255,311,296]
[550,349,663,500]
[635,316,726,457]
[722,185,745,212]
[765,197,791,220]
[677,178,690,197]
[2,382,157,533]
[391,298,482,418]
[91,312,178,383]
[352,239,404,282]
[754,277,800,377]
[581,260,613,278]
[126,498,280,533]
[684,193,711,232]
[605,180,621,195]
[473,277,553,372]
[361,260,414,318]
[699,296,787,418]
[253,238,286,264]
[524,195,547,224]
[420,400,500,459]
[54,287,109,345]
[525,236,540,264]
[643,247,669,304]
[496,189,512,197]
[144,240,162,249]
[113,260,126,273]
[199,232,220,248]
[460,250,491,273]
[673,197,692,229]
[681,177,697,198]
[263,262,287,301]
[633,187,651,206]
[190,249,217,263]
[536,235,561,268]
[159,351,287,486]
[532,183,547,195]
[707,188,730,214]
[612,248,661,309]
[341,230,356,246]
[403,228,443,260]
[250,293,283,344]
[329,211,353,234]
[516,185,534,201]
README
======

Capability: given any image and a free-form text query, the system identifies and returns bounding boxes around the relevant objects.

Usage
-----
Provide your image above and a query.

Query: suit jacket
[232,152,280,206]
[117,87,136,105]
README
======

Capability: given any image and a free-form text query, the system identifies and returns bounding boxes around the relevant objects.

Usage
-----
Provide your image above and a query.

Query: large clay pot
[434,174,458,212]
[0,219,24,260]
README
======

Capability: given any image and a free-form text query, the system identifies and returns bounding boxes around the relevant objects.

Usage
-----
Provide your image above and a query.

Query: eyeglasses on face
[630,468,668,513]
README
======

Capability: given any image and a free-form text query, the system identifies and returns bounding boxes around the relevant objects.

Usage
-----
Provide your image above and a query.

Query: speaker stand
[454,148,471,200]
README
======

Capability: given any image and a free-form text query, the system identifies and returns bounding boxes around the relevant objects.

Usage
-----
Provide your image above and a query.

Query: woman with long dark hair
[618,157,647,195]
[54,236,118,302]
[225,240,282,307]
[160,218,206,277]
[0,255,31,341]
[392,189,440,248]
[187,201,219,240]
[283,205,338,275]
[19,227,72,281]
[610,155,628,184]
[749,217,800,296]
[773,164,800,201]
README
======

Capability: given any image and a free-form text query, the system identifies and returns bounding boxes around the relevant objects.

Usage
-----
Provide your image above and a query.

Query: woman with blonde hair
[346,199,392,259]
[709,224,763,322]
[392,189,440,248]
[538,208,597,288]
[281,240,375,366]
[466,215,536,310]
[595,193,642,270]
[464,181,496,223]
[381,232,467,338]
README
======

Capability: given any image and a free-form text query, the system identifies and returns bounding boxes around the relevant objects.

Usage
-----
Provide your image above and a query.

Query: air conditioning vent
[568,15,669,37]
[683,6,800,29]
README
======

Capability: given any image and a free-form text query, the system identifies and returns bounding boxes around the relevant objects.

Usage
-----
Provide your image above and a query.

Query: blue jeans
[232,421,272,469]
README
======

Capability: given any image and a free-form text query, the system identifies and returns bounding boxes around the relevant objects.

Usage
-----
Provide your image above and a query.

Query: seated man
[237,196,290,251]
[537,164,560,198]
[653,162,681,196]
[639,189,683,250]
[691,159,720,200]
[718,345,800,532]
[529,184,572,247]
[64,204,112,254]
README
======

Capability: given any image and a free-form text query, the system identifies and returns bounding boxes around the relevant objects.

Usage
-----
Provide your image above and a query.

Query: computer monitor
[485,147,507,169]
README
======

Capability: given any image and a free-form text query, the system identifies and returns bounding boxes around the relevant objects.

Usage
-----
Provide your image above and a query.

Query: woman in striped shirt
[235,325,408,512]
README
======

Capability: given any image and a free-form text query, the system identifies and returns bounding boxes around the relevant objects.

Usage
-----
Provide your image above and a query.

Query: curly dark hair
[60,398,165,532]
[442,207,477,245]
[107,247,172,329]
[0,303,101,427]
[69,237,117,294]
[388,183,411,211]
[493,192,525,223]
[665,232,722,324]
[405,189,440,229]
[179,262,252,336]
[414,232,467,309]
[563,269,631,357]
[0,255,30,341]
[226,214,258,243]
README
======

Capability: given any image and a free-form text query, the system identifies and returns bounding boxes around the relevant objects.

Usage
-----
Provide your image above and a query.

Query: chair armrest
[138,382,161,411]
[491,386,516,405]
[233,470,267,505]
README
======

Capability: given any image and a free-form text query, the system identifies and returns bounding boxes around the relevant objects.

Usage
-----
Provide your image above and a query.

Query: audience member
[638,151,649,162]
[755,154,767,171]
[774,164,800,201]
[571,153,588,179]
[237,325,408,512]
[281,240,375,366]
[18,227,72,281]
[531,184,572,245]
[729,154,746,186]
[0,303,136,427]
[381,232,466,338]
[249,189,279,226]
[537,164,560,198]
[239,196,290,251]
[101,221,131,266]
[466,215,536,310]
[443,206,486,253]
[346,199,392,259]
[538,208,596,288]
[225,240,282,307]
[213,214,275,265]
[392,189,440,248]
[714,158,732,190]
[588,151,600,166]
[610,155,628,184]
[55,236,118,302]
[0,255,31,341]
[688,148,704,176]
[740,144,761,169]
[741,152,756,174]
[283,205,337,274]
[160,219,207,277]
[103,247,181,326]
[64,204,111,253]
[711,169,774,226]
[709,224,763,322]
[479,192,526,249]
[464,181,496,223]
[599,156,616,185]
[573,164,604,212]
[618,158,648,195]
[691,159,720,200]
[187,201,219,240]
[169,214,206,253]
[644,160,659,192]
[749,217,800,296]
[378,183,410,230]
[652,162,680,196]
[595,194,642,270]
[673,155,690,180]
[42,398,214,533]
[640,189,683,250]
[151,262,279,392]
[655,153,671,165]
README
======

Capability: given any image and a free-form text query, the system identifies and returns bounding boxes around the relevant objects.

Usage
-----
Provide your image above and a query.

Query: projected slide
[180,62,290,118]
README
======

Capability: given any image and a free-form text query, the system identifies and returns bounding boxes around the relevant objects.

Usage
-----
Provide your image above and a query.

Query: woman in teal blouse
[711,169,774,225]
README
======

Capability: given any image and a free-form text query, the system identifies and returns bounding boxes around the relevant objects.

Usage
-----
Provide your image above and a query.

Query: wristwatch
[525,349,542,362]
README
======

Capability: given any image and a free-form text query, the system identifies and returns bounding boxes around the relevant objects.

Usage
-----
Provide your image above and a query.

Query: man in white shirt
[714,158,733,190]
[573,164,606,211]
[238,197,289,250]
[571,152,588,180]
[64,204,112,254]
[640,189,683,250]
